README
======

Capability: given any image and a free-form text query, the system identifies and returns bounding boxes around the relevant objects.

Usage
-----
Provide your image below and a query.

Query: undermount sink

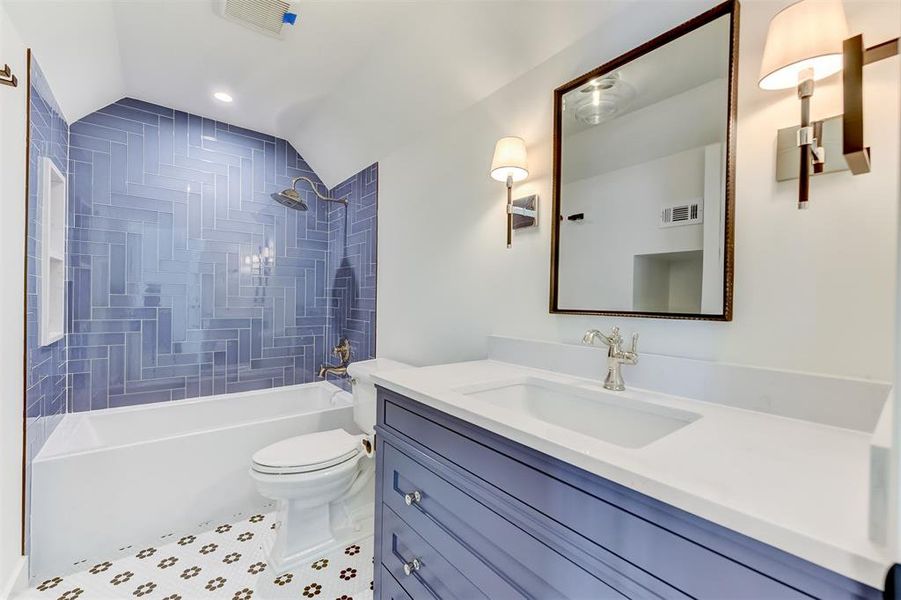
[454,377,700,449]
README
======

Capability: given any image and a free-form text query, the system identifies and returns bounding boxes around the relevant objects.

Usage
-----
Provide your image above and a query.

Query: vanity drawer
[379,392,814,600]
[381,505,486,599]
[378,566,413,600]
[381,440,638,599]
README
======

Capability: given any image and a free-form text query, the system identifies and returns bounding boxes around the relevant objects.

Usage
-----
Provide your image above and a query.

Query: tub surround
[26,56,68,439]
[371,337,890,590]
[24,53,70,555]
[327,163,378,376]
[66,98,378,411]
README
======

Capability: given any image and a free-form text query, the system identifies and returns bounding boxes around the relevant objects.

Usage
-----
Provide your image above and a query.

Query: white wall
[561,77,727,183]
[558,146,705,310]
[377,0,901,383]
[0,2,28,595]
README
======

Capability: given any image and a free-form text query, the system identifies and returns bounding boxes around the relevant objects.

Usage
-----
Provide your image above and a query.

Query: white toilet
[250,358,411,572]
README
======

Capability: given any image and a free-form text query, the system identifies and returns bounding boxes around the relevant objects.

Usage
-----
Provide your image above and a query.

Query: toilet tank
[346,358,413,435]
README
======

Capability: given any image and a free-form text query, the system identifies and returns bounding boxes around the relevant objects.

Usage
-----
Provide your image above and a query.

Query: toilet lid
[252,429,361,475]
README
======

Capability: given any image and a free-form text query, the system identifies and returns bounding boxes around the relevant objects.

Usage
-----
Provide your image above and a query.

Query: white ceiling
[5,0,622,187]
[562,13,730,135]
[558,10,731,181]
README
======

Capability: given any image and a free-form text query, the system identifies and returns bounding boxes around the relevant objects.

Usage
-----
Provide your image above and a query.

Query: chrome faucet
[318,337,352,379]
[582,327,639,391]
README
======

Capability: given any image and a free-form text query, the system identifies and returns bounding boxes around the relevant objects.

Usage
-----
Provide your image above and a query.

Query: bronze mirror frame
[549,0,739,321]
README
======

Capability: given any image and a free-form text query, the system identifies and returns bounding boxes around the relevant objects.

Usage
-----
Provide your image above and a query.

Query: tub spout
[318,338,351,379]
[318,365,348,379]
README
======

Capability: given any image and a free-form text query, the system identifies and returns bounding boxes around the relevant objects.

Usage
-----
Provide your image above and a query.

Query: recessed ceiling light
[213,91,233,103]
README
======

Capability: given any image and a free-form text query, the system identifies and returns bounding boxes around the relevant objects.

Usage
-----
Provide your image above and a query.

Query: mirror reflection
[554,11,734,318]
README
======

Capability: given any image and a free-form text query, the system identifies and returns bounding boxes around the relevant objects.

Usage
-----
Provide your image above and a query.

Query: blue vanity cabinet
[373,387,882,600]
[378,565,413,600]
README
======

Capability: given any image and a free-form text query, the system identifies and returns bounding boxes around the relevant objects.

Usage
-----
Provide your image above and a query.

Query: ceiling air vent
[660,200,703,228]
[218,0,294,39]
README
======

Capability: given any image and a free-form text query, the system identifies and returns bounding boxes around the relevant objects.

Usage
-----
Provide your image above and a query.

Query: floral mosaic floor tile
[16,513,374,600]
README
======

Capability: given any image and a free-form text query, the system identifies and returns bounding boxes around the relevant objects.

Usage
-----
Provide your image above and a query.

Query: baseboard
[0,556,27,600]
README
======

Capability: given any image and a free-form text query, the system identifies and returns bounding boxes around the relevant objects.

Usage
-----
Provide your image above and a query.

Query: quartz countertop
[372,359,890,589]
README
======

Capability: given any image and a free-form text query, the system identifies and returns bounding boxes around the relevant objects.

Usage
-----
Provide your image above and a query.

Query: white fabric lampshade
[759,0,849,90]
[490,136,529,182]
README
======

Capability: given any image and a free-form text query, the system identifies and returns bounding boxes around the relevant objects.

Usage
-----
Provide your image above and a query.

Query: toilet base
[263,501,374,574]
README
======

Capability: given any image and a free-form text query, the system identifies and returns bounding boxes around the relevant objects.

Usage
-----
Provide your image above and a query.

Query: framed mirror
[550,0,738,320]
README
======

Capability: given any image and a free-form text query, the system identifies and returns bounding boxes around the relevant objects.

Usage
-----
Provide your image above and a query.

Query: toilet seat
[252,429,362,475]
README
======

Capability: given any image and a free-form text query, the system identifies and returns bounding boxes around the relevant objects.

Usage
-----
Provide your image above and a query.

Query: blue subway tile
[73,320,141,333]
[71,121,129,144]
[98,102,161,126]
[108,390,171,408]
[70,332,126,347]
[108,345,125,395]
[126,375,183,393]
[70,133,110,153]
[227,123,276,143]
[126,132,143,184]
[80,111,145,135]
[109,142,128,194]
[125,331,142,381]
[71,373,91,412]
[91,358,109,410]
[69,346,109,360]
[117,98,175,118]
[109,244,126,294]
[91,253,110,307]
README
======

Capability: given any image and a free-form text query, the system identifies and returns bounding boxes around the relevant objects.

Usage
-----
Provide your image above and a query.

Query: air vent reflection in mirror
[660,200,703,228]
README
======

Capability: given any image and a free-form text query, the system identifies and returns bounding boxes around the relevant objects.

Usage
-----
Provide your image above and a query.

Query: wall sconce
[0,64,17,87]
[759,0,898,209]
[490,136,532,248]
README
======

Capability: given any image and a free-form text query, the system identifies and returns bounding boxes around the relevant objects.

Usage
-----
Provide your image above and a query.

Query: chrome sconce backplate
[776,115,848,181]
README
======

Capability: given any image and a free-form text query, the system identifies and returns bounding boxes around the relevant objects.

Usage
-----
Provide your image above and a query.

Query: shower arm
[292,176,347,205]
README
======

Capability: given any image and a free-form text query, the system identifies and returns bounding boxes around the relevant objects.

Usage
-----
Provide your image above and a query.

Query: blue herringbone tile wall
[25,54,69,552]
[68,97,377,410]
[327,163,378,387]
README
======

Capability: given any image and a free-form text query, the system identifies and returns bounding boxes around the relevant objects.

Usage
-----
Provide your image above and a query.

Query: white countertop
[372,359,890,589]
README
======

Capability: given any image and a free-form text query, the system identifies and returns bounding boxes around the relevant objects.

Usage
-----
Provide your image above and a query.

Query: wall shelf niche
[40,157,66,347]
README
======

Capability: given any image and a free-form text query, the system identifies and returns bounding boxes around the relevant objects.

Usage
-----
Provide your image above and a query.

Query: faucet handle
[609,326,622,345]
[630,333,639,354]
[333,338,352,362]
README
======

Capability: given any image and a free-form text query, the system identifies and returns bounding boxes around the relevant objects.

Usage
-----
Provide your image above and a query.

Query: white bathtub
[30,381,355,578]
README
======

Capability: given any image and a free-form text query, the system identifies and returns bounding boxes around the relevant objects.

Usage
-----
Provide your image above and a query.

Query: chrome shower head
[270,187,308,211]
[270,176,348,212]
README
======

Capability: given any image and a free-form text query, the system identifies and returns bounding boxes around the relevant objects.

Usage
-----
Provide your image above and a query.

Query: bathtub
[30,381,355,578]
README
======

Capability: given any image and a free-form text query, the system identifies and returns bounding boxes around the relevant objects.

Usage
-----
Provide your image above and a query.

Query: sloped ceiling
[6,0,621,187]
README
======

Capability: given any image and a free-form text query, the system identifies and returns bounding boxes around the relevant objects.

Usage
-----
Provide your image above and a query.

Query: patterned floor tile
[16,513,374,600]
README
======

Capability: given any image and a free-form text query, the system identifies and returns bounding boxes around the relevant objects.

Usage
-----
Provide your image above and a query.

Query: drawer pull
[403,490,422,506]
[402,557,422,576]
